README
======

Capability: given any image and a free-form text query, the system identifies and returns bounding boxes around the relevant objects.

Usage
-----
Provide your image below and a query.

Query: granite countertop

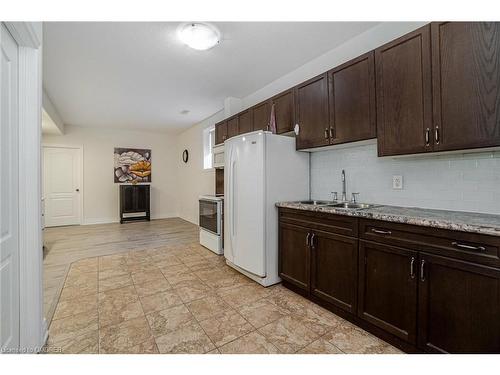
[275,201,500,237]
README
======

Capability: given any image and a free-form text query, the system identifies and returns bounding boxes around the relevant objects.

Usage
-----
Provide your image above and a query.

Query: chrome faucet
[341,169,347,202]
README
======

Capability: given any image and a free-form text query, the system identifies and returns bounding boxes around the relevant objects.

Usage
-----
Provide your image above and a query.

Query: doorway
[42,146,83,227]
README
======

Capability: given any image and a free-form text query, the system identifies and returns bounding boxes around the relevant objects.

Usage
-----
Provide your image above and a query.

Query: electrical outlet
[393,175,403,190]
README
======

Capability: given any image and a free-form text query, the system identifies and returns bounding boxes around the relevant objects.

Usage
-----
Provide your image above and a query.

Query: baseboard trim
[83,213,179,226]
[83,218,119,225]
[151,213,178,220]
[178,215,198,226]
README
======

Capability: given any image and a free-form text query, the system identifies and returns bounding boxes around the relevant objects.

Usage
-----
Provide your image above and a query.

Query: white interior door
[1,23,20,351]
[43,146,82,227]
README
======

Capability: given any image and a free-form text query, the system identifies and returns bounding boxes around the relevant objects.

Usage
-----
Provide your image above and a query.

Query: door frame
[3,21,47,352]
[42,144,84,226]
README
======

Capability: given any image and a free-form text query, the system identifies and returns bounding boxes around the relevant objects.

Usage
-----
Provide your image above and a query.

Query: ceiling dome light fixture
[177,22,221,51]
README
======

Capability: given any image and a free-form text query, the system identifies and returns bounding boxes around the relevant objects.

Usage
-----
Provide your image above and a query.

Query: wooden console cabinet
[120,184,150,224]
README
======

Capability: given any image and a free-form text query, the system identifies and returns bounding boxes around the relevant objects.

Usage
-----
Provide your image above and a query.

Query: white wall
[311,143,500,214]
[43,125,179,224]
[176,110,224,224]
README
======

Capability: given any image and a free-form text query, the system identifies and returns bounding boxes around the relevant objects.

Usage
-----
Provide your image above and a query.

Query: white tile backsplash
[310,142,500,214]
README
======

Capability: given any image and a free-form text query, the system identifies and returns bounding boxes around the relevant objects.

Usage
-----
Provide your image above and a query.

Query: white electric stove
[198,194,224,255]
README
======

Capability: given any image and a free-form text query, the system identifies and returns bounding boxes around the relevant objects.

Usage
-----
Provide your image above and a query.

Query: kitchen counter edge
[275,202,500,237]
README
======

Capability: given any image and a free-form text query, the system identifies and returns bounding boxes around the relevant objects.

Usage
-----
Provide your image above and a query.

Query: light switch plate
[393,175,403,190]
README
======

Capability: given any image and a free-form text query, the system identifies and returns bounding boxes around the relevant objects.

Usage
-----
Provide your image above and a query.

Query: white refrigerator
[224,131,309,286]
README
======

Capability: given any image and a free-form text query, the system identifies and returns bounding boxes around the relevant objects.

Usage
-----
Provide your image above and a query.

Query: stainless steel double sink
[297,200,377,210]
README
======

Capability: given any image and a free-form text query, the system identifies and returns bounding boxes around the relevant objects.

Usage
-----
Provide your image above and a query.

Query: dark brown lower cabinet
[278,222,310,292]
[358,240,418,344]
[311,230,358,314]
[417,253,500,353]
[279,208,500,353]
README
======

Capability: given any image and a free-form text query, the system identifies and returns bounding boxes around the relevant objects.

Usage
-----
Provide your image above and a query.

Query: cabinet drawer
[279,208,358,237]
[360,219,500,268]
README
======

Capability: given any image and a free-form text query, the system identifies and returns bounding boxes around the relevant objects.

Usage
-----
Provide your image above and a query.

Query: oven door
[199,199,220,235]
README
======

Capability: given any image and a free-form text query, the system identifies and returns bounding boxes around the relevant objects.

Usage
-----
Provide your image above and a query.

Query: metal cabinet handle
[310,233,316,250]
[324,128,329,140]
[371,228,392,235]
[425,128,430,146]
[329,127,334,139]
[410,257,416,279]
[451,241,486,252]
[420,260,426,282]
[435,126,440,144]
[306,232,311,247]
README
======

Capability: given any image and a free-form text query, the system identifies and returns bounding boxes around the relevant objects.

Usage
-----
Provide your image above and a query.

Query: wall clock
[182,149,189,163]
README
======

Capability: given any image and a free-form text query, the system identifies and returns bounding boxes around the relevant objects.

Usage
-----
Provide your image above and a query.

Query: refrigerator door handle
[226,145,233,254]
[231,158,236,238]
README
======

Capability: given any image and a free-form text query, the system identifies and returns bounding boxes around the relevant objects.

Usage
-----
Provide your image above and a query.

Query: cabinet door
[121,185,135,212]
[279,222,310,292]
[375,25,432,156]
[432,22,500,152]
[215,120,227,145]
[295,73,330,150]
[329,52,376,144]
[418,253,500,353]
[215,168,224,195]
[135,186,149,211]
[358,241,418,344]
[238,109,253,135]
[310,230,358,313]
[252,100,271,131]
[226,116,239,140]
[271,89,295,134]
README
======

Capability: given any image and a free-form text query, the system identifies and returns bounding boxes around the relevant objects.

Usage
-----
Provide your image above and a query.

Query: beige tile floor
[43,218,199,322]
[44,228,402,354]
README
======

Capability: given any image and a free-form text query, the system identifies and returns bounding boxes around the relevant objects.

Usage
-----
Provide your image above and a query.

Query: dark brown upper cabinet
[329,52,376,145]
[237,108,254,135]
[295,73,330,150]
[214,120,227,145]
[375,25,433,157]
[252,100,271,131]
[271,89,295,134]
[358,240,418,344]
[431,22,500,152]
[226,116,239,140]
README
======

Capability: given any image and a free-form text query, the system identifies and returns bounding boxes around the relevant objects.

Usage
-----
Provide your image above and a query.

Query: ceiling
[43,22,379,132]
